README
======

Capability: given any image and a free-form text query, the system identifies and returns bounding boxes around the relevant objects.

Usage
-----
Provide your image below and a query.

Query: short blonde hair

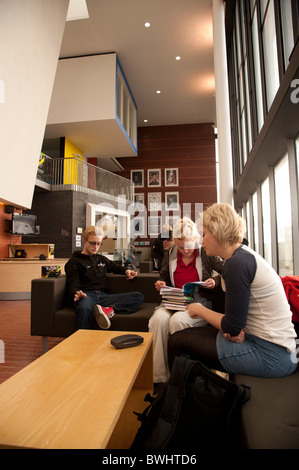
[83,225,104,240]
[173,217,199,241]
[201,203,246,247]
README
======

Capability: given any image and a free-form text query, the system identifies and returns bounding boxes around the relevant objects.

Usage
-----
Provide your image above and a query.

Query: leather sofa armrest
[31,275,67,336]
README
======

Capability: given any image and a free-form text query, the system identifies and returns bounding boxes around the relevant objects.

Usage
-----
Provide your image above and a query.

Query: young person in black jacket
[65,226,144,329]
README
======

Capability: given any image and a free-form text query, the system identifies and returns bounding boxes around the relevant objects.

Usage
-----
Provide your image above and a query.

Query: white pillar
[212,0,234,205]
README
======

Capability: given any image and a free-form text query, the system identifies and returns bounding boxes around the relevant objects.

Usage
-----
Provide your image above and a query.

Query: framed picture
[134,193,145,211]
[165,192,180,210]
[148,169,161,187]
[148,192,162,211]
[148,216,161,237]
[131,170,144,188]
[132,216,146,237]
[165,168,179,187]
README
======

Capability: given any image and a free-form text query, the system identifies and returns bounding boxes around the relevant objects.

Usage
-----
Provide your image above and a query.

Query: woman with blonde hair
[168,203,297,378]
[149,217,225,386]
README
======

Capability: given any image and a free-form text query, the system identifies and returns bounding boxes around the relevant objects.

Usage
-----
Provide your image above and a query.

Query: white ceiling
[45,0,216,168]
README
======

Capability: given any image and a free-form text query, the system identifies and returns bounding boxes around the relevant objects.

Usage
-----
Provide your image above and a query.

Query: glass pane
[260,0,269,20]
[235,2,242,69]
[241,112,247,167]
[117,74,122,121]
[250,0,256,18]
[274,155,293,275]
[280,0,294,70]
[123,89,129,133]
[261,177,272,264]
[252,191,259,253]
[244,59,252,151]
[246,200,253,247]
[252,10,264,131]
[262,0,280,110]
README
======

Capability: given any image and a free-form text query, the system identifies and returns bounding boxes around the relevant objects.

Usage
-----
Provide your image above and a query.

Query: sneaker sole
[94,306,111,329]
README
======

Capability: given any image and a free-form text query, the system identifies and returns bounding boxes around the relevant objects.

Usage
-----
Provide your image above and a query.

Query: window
[251,6,264,131]
[261,0,280,110]
[280,0,294,71]
[261,177,272,264]
[274,155,293,275]
[116,62,137,148]
[246,200,253,248]
[252,191,260,254]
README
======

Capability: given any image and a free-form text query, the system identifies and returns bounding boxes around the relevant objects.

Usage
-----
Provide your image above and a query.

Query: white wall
[0,0,69,209]
[47,54,117,124]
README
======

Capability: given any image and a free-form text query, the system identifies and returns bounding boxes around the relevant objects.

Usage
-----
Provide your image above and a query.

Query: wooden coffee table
[0,329,153,449]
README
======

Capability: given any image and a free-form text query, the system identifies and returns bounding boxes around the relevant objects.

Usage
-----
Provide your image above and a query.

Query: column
[212,0,234,205]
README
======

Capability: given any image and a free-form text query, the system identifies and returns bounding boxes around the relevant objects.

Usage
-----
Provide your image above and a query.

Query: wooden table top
[0,330,153,449]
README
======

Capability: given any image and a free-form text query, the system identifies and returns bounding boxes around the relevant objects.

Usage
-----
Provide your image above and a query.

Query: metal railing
[37,155,134,201]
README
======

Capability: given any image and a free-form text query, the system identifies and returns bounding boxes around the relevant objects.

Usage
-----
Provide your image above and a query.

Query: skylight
[66,0,89,21]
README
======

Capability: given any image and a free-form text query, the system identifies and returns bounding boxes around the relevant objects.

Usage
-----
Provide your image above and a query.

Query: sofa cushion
[106,273,160,303]
[233,368,299,449]
[53,301,156,336]
[108,302,156,332]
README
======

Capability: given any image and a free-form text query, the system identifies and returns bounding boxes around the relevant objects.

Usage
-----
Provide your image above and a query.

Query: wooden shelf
[8,244,55,259]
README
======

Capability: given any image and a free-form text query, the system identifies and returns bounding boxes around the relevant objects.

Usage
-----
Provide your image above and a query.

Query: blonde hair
[173,217,199,241]
[201,203,246,247]
[83,225,104,240]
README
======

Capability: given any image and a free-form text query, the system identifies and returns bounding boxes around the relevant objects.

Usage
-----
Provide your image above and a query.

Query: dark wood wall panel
[117,123,217,241]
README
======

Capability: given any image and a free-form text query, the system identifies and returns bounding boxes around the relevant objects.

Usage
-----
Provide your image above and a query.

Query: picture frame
[132,216,146,237]
[148,192,162,211]
[131,170,144,188]
[134,193,145,211]
[165,168,179,187]
[147,169,161,187]
[165,192,180,210]
[148,216,161,236]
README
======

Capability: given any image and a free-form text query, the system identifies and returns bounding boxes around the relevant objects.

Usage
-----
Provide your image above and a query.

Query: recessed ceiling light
[144,119,148,123]
[156,90,161,94]
[144,22,151,28]
[175,56,181,61]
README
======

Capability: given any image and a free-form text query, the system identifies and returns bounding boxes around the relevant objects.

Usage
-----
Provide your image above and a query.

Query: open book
[160,281,207,311]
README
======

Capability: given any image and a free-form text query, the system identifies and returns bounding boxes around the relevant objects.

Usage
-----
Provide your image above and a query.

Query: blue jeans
[216,331,297,378]
[74,290,144,329]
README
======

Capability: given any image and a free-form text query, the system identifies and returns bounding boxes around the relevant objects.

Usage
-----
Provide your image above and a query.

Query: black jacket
[65,251,127,299]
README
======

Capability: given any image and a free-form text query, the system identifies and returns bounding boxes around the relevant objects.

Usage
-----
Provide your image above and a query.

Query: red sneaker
[94,305,115,329]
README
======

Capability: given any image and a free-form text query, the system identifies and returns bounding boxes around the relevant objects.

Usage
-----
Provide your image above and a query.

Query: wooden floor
[0,300,63,385]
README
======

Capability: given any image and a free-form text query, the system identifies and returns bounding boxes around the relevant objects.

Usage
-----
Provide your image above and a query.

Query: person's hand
[187,302,205,319]
[202,278,215,289]
[126,269,137,279]
[155,280,166,291]
[74,290,87,302]
[223,329,245,343]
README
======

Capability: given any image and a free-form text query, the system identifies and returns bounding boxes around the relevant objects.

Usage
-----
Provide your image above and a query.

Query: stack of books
[160,281,207,311]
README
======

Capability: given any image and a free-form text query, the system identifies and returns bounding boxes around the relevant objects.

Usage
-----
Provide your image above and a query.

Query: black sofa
[31,273,160,353]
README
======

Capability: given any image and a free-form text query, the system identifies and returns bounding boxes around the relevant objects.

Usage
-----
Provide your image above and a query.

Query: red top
[173,250,200,289]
